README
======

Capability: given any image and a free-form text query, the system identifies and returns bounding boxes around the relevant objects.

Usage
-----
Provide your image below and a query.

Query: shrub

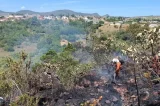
[10,94,39,106]
[4,45,14,52]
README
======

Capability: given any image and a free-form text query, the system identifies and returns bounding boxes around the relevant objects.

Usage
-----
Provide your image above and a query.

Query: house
[92,17,99,24]
[132,22,137,24]
[14,15,23,20]
[56,16,60,20]
[25,14,34,18]
[149,24,158,28]
[114,23,122,29]
[118,21,124,24]
[62,16,68,20]
[104,21,110,25]
[69,16,76,21]
[0,18,7,22]
[52,16,56,20]
[83,17,92,22]
[7,15,14,19]
[38,16,44,20]
[84,17,88,21]
[141,24,145,27]
[14,15,23,18]
[152,21,158,23]
[139,20,147,24]
[44,16,52,20]
[115,23,121,26]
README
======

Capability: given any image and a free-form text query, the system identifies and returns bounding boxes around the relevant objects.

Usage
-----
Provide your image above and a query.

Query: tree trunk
[133,57,141,106]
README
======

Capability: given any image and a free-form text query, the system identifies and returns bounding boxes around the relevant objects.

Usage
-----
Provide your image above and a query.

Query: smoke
[73,48,95,64]
[73,48,129,83]
[72,46,115,83]
[11,19,87,65]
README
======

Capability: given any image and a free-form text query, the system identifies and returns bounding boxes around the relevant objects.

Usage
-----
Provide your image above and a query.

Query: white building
[14,15,23,18]
[44,16,52,20]
[149,24,158,28]
[62,16,68,20]
[115,23,121,26]
[8,15,14,18]
[84,17,88,21]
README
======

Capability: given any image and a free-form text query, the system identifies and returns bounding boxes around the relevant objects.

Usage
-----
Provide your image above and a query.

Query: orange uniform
[115,62,121,76]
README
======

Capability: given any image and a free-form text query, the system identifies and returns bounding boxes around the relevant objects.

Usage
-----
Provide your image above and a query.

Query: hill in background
[0,9,100,17]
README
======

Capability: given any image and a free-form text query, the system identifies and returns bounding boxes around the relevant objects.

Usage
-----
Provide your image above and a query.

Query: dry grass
[14,42,37,54]
[99,23,129,33]
[0,48,10,57]
[0,42,37,57]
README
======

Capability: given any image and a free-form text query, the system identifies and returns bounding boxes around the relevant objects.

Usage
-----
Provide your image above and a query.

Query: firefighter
[112,56,122,78]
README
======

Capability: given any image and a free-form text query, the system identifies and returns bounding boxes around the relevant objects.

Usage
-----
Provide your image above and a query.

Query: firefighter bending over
[112,56,123,78]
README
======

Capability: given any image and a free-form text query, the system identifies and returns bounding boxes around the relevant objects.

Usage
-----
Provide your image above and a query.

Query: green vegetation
[10,94,38,106]
[0,44,92,105]
[105,16,125,22]
[40,44,92,89]
[1,15,159,106]
[0,17,89,53]
[126,23,149,37]
[0,18,94,104]
[0,21,30,51]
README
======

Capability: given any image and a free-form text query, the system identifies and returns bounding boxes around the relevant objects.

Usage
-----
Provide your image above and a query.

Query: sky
[0,0,160,17]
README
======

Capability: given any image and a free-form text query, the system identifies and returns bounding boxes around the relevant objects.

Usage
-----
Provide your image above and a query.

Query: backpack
[119,59,124,65]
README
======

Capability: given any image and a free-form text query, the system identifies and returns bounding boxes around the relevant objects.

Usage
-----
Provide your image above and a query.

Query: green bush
[4,45,14,52]
[10,94,39,106]
[40,44,92,89]
[100,35,107,41]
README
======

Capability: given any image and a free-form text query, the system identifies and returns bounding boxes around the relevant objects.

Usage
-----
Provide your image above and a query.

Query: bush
[4,45,14,52]
[116,31,132,41]
[40,45,92,89]
[100,35,107,41]
[40,50,57,62]
[99,21,104,25]
[10,94,39,106]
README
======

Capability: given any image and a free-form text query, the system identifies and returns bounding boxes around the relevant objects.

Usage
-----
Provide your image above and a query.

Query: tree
[40,44,92,89]
[121,28,160,106]
[40,50,57,63]
[136,28,160,55]
[0,52,40,105]
[71,14,75,17]
[99,21,104,25]
[127,24,149,37]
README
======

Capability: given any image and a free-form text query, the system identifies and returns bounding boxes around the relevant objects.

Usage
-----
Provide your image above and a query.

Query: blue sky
[0,0,160,16]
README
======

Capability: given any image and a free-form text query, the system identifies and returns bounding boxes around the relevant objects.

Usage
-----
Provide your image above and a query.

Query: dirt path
[0,48,10,57]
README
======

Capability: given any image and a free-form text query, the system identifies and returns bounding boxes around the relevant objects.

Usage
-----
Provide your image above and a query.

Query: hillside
[0,9,100,16]
[0,10,5,13]
[41,9,99,16]
[98,23,129,33]
[0,15,160,106]
[0,10,10,16]
[16,10,39,15]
